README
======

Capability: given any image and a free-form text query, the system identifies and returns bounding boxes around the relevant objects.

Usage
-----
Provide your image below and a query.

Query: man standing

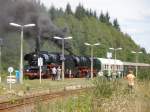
[52,67,57,80]
[126,70,135,93]
[57,66,61,80]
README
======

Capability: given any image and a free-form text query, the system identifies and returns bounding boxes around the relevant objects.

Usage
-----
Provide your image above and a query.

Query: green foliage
[33,79,150,112]
[65,3,73,15]
[54,14,145,62]
[75,4,87,20]
[35,94,92,112]
[49,5,57,20]
[1,3,150,77]
[93,78,115,98]
[99,11,105,23]
[138,68,150,80]
[113,18,120,31]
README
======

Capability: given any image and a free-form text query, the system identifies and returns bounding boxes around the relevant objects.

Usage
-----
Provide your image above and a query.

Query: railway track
[0,87,91,111]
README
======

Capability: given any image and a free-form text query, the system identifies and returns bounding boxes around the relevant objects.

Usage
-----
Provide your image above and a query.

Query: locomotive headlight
[26,69,29,72]
[33,54,37,57]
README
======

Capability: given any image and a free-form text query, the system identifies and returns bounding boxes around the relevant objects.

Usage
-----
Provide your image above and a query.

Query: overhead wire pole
[84,42,100,79]
[131,51,142,77]
[53,36,72,80]
[9,23,35,84]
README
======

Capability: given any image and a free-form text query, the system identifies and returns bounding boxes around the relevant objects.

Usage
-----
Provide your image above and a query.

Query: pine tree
[65,3,73,15]
[49,5,57,20]
[89,9,93,16]
[75,4,86,20]
[113,18,120,31]
[105,12,110,23]
[93,11,97,18]
[105,12,112,25]
[99,11,106,22]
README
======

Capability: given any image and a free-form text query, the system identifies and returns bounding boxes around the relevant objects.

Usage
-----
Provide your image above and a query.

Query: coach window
[104,65,106,70]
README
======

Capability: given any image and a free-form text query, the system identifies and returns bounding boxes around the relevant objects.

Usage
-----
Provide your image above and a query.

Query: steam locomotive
[24,51,101,79]
[24,51,150,79]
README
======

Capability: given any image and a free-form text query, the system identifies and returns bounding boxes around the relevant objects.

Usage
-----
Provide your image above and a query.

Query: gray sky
[41,0,150,53]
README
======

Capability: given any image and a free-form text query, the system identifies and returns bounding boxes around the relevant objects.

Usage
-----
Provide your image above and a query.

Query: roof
[97,58,123,65]
[123,62,150,67]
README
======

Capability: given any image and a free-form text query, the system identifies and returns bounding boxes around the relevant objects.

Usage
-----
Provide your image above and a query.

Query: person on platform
[126,70,135,93]
[52,66,57,80]
[57,66,61,80]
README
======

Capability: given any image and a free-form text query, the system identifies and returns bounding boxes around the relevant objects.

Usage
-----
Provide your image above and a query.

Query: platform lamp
[84,42,100,79]
[131,51,142,77]
[109,47,122,72]
[53,36,72,80]
[9,22,35,84]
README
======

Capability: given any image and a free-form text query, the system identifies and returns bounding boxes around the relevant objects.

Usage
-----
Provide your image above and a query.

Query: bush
[92,77,117,98]
[138,68,150,80]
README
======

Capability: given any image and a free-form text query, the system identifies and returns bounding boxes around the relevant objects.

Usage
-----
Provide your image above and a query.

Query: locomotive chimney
[35,27,41,53]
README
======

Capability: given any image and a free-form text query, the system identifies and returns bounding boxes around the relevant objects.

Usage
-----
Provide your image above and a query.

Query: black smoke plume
[0,0,72,54]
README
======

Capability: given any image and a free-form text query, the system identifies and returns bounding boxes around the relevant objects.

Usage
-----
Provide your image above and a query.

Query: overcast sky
[41,0,150,53]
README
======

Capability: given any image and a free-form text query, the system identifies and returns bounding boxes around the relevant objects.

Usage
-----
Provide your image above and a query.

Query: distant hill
[0,0,150,71]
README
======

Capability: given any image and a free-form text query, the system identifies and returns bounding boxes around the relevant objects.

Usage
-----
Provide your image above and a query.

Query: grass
[0,78,93,102]
[33,77,150,112]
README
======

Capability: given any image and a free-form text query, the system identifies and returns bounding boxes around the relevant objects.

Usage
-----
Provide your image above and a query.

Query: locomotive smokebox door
[38,57,43,66]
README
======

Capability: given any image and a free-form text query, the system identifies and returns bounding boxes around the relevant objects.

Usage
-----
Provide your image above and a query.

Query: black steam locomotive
[24,51,101,79]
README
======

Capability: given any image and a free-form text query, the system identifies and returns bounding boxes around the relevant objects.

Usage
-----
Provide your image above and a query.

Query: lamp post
[131,51,142,77]
[109,47,122,71]
[9,22,35,84]
[53,36,72,80]
[84,42,100,79]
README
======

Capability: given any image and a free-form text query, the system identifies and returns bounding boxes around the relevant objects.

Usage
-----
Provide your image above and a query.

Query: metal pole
[0,46,1,83]
[20,27,24,84]
[40,66,42,84]
[108,58,111,77]
[62,39,65,80]
[9,72,12,91]
[114,49,116,71]
[91,46,93,79]
[135,53,138,77]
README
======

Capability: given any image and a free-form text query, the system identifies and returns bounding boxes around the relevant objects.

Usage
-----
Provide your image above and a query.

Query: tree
[93,10,97,18]
[113,18,120,31]
[105,12,111,25]
[140,47,146,54]
[49,5,57,20]
[99,11,105,23]
[65,3,73,15]
[75,4,86,20]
